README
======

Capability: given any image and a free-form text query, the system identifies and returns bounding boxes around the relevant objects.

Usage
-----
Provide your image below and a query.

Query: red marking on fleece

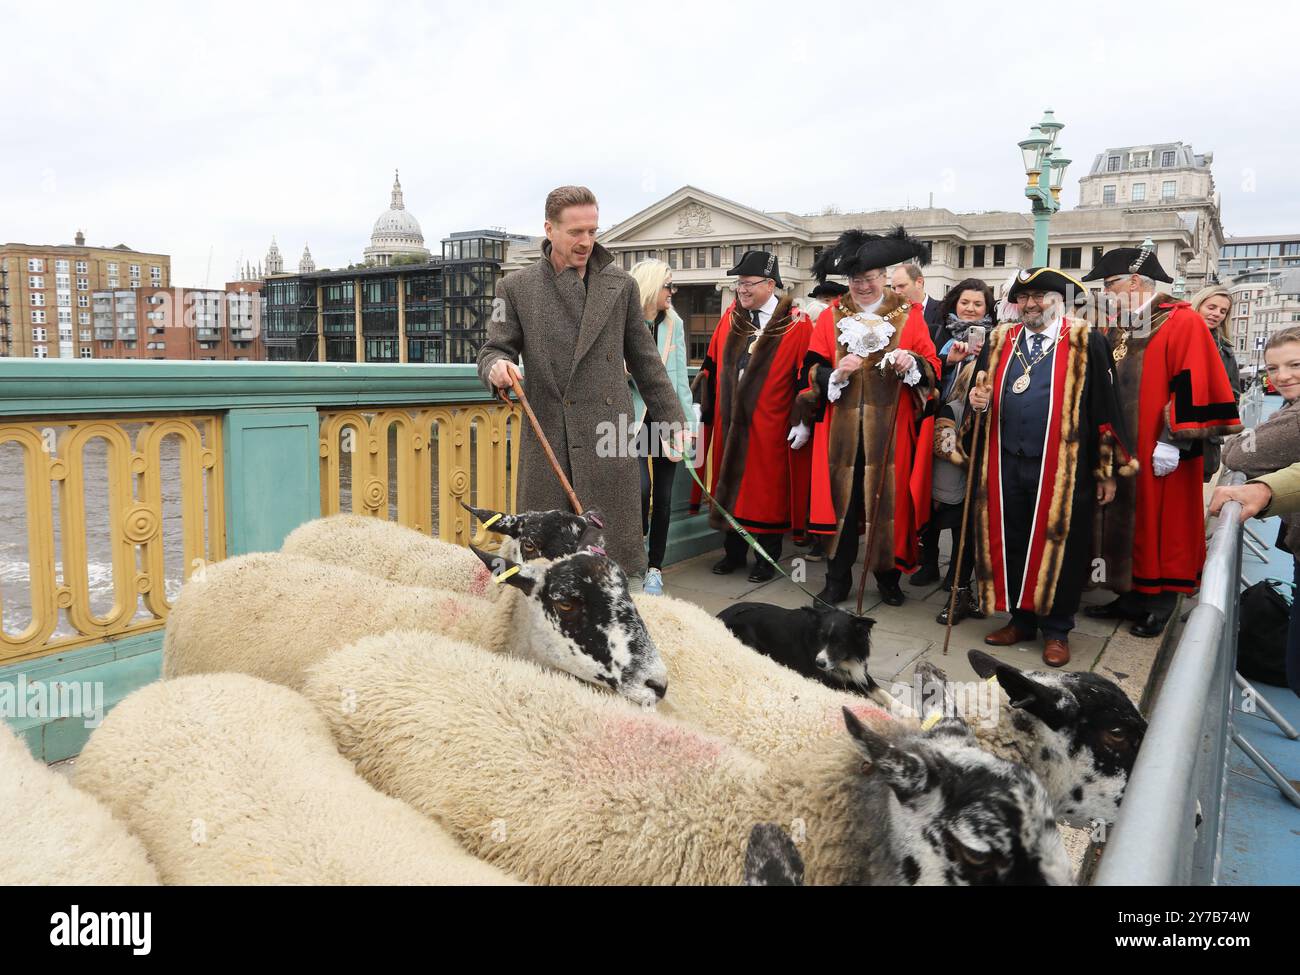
[571,715,726,782]
[468,564,490,598]
[832,703,893,732]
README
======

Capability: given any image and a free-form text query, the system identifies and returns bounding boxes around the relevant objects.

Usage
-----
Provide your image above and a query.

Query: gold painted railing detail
[0,416,225,664]
[318,402,520,547]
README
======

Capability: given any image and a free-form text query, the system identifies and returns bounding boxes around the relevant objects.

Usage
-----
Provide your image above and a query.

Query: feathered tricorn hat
[812,225,928,283]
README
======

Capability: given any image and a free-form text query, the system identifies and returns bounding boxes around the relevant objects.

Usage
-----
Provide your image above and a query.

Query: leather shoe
[748,561,777,584]
[712,556,744,575]
[910,564,940,587]
[1042,639,1071,667]
[878,580,905,606]
[936,588,985,626]
[1084,598,1136,621]
[815,579,851,605]
[1130,613,1169,638]
[984,623,1035,646]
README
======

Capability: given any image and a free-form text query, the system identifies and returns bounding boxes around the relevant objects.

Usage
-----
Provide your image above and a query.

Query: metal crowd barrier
[1095,470,1299,885]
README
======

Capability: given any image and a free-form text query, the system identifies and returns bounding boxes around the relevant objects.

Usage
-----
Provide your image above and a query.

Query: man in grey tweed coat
[478,186,689,577]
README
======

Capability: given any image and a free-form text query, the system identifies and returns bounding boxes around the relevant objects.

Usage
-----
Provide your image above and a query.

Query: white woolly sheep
[302,629,1072,886]
[918,650,1147,828]
[163,549,667,707]
[73,673,519,885]
[0,721,158,885]
[184,536,1125,827]
[281,506,605,600]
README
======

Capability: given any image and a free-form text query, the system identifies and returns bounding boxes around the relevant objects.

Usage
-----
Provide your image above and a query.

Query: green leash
[682,453,854,615]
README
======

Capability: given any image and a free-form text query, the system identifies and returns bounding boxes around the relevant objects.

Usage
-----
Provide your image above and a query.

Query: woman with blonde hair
[1191,284,1241,481]
[628,258,695,595]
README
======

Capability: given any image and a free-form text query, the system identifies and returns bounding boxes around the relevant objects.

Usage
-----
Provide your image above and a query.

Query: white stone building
[1076,142,1222,289]
[510,184,1208,363]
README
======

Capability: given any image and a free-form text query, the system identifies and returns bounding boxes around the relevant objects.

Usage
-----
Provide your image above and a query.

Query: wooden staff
[856,384,904,616]
[497,374,583,515]
[943,369,988,655]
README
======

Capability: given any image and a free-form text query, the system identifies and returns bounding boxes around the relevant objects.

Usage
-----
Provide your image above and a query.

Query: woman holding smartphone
[925,278,995,625]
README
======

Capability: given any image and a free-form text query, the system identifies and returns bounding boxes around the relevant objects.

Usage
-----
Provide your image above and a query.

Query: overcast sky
[2,0,1294,285]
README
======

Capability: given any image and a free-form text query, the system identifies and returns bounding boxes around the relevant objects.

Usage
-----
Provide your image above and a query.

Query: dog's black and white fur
[718,602,877,695]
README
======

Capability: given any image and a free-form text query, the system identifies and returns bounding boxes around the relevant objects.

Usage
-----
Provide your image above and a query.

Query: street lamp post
[1018,109,1069,267]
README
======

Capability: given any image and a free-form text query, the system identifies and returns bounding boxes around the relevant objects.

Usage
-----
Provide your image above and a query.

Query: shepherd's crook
[498,374,583,515]
[943,370,988,655]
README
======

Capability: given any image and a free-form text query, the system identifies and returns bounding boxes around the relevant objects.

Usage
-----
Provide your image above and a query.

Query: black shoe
[1084,598,1136,620]
[712,556,744,575]
[1130,613,1169,638]
[910,563,940,587]
[748,561,777,583]
[936,588,985,626]
[804,540,826,562]
[879,580,905,606]
[815,579,851,605]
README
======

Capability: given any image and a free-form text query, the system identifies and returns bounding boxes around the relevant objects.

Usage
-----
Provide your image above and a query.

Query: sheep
[169,542,1135,828]
[916,650,1147,828]
[72,672,519,885]
[281,505,605,600]
[302,628,1072,886]
[0,721,158,885]
[635,595,1144,828]
[162,548,668,707]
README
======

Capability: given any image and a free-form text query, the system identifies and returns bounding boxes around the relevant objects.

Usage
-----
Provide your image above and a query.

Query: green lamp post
[1018,109,1070,266]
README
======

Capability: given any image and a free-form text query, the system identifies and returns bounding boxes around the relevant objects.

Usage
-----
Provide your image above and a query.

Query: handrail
[1094,472,1246,885]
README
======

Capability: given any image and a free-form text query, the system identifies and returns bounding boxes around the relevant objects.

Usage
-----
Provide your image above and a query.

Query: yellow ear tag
[482,513,503,529]
[492,565,520,584]
[921,711,943,731]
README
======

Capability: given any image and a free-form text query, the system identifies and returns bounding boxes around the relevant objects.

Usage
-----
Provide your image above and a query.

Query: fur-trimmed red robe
[971,320,1135,616]
[1098,297,1243,595]
[794,293,939,572]
[692,296,813,534]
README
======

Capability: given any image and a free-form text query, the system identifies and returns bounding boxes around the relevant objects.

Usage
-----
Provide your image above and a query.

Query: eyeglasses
[850,273,885,285]
[1015,291,1050,303]
[734,279,768,291]
[662,283,678,294]
[1102,276,1128,290]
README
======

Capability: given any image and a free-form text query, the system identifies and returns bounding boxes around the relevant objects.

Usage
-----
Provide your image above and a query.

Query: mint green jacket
[629,308,694,435]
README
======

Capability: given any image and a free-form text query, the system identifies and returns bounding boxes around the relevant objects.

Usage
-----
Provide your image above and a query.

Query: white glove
[827,369,850,403]
[878,348,921,387]
[787,423,811,450]
[1152,441,1181,478]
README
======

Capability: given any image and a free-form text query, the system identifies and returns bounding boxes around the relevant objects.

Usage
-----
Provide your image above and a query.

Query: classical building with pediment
[507,185,1211,364]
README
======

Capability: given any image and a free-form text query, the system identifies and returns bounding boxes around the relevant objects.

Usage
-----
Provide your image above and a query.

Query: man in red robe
[1084,247,1242,637]
[793,228,939,606]
[694,250,813,583]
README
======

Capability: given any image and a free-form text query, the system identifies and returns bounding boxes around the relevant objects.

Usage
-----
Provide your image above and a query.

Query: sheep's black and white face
[813,609,876,690]
[968,650,1146,828]
[471,546,667,708]
[464,504,606,562]
[843,708,1071,886]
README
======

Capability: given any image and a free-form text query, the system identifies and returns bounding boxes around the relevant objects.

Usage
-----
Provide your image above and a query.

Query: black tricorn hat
[811,226,928,283]
[1082,247,1174,284]
[1005,267,1088,302]
[809,281,849,299]
[727,250,782,288]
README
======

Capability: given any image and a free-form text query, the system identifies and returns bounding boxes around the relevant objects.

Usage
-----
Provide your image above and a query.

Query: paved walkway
[658,535,1137,690]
